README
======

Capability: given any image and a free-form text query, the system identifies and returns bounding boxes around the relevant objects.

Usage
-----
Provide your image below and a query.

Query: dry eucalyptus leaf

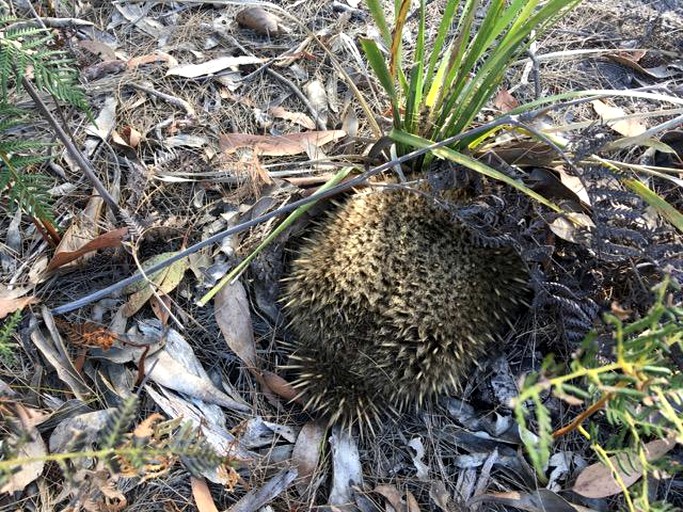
[46,227,128,272]
[329,427,363,506]
[374,485,406,512]
[493,88,519,112]
[191,477,220,512]
[292,421,326,496]
[215,280,257,369]
[235,7,283,36]
[591,99,646,138]
[261,370,299,403]
[0,404,46,494]
[572,437,677,499]
[32,310,93,400]
[304,79,329,128]
[219,130,345,157]
[167,56,264,78]
[0,295,38,319]
[469,489,579,512]
[268,106,316,130]
[342,108,358,138]
[548,213,595,244]
[228,468,298,512]
[123,252,188,317]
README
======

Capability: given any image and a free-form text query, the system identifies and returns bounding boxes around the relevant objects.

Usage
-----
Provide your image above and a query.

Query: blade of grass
[622,178,683,233]
[389,0,411,83]
[391,128,562,212]
[197,167,354,306]
[423,0,460,98]
[404,0,426,134]
[366,0,391,45]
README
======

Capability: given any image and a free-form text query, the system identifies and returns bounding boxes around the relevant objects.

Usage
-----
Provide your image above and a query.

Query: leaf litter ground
[1,0,683,511]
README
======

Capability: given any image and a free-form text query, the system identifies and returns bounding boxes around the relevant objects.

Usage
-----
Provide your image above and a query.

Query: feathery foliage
[514,277,683,510]
[0,14,90,224]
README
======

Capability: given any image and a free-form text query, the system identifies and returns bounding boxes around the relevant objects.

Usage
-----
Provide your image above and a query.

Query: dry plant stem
[128,83,197,117]
[50,113,520,315]
[552,391,615,439]
[265,68,327,130]
[21,77,137,229]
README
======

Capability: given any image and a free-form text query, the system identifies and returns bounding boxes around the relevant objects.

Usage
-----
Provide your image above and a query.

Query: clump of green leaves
[0,309,22,363]
[514,277,683,510]
[361,0,581,169]
[0,14,89,224]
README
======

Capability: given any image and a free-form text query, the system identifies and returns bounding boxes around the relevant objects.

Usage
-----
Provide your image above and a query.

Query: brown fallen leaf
[494,88,519,112]
[191,477,220,512]
[468,489,579,512]
[235,7,284,36]
[127,51,178,70]
[0,403,47,494]
[292,421,326,496]
[214,280,257,369]
[150,294,172,327]
[261,370,300,403]
[0,296,38,319]
[375,484,407,512]
[46,227,128,272]
[591,99,646,138]
[219,130,345,157]
[572,437,677,499]
[269,106,316,130]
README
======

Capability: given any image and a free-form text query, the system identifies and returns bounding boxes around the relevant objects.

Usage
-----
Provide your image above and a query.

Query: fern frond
[101,395,139,450]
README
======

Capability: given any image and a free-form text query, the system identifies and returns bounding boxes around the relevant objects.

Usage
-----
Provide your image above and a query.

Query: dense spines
[282,187,528,432]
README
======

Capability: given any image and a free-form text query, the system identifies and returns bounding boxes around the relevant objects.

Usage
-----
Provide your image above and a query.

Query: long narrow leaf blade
[360,38,397,100]
[366,0,391,45]
[391,129,562,212]
[623,178,683,233]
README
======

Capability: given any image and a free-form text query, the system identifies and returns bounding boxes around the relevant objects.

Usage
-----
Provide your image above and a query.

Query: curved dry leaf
[191,477,220,512]
[229,468,298,512]
[0,296,38,319]
[548,213,595,244]
[0,405,46,494]
[145,349,250,412]
[235,7,283,35]
[219,130,345,156]
[375,485,406,512]
[572,437,677,499]
[123,252,188,317]
[292,421,326,496]
[329,427,363,506]
[269,106,316,130]
[304,79,329,128]
[215,280,257,369]
[469,489,578,512]
[261,370,299,403]
[591,99,646,138]
[32,310,93,400]
[46,227,128,272]
[167,56,264,78]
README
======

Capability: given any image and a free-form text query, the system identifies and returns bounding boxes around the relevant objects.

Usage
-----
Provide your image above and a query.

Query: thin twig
[21,77,138,230]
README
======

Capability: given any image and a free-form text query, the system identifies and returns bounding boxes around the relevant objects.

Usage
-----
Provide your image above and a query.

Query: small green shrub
[0,15,90,224]
[514,277,683,510]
